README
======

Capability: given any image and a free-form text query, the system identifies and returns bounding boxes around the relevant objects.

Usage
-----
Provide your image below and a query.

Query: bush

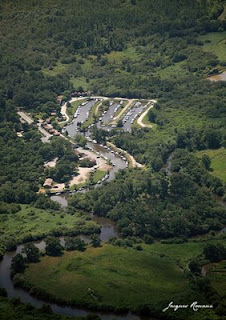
[11,254,25,274]
[45,237,63,256]
[0,288,7,297]
[144,234,154,244]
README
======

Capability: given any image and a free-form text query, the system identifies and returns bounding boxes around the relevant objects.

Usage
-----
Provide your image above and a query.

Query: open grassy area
[42,61,69,77]
[147,238,226,268]
[70,76,89,91]
[196,148,226,183]
[0,204,97,245]
[24,244,191,312]
[206,260,226,296]
[199,32,226,62]
[92,169,107,184]
[106,46,139,64]
[23,238,226,318]
[158,61,186,80]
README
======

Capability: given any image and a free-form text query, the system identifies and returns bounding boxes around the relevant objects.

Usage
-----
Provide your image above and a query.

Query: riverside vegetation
[0,0,226,319]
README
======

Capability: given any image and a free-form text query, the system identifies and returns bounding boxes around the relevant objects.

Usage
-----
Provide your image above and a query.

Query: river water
[0,100,163,320]
[0,240,142,320]
[0,133,138,319]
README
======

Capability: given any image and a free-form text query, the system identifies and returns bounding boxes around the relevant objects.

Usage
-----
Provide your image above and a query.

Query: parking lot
[122,101,150,132]
[65,99,97,137]
[97,100,123,129]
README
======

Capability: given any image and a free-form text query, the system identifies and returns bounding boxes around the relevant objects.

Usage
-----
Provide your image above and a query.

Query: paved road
[17,111,34,125]
[121,102,146,132]
[60,97,91,125]
[65,100,97,137]
[97,102,122,129]
[37,123,52,139]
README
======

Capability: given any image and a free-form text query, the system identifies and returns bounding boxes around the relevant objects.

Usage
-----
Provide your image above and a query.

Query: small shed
[43,178,53,188]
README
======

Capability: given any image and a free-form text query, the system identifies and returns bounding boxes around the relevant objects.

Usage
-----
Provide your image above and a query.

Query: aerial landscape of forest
[0,0,226,319]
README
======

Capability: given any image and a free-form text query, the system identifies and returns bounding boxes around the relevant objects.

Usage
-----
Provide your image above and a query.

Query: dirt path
[113,99,135,121]
[60,103,69,124]
[137,100,157,128]
[59,97,87,125]
[137,105,153,128]
[107,142,143,168]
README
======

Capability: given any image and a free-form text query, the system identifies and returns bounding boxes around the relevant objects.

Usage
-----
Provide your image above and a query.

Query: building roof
[43,178,53,187]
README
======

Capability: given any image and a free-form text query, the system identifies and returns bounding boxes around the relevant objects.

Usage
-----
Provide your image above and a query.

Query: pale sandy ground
[69,167,93,187]
[59,97,85,125]
[44,158,58,168]
[137,105,153,128]
[50,183,65,192]
[113,99,134,121]
[69,148,112,187]
[137,100,157,128]
[17,111,34,125]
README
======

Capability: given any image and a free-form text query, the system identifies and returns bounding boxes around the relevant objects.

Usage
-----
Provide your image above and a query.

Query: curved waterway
[50,194,119,242]
[0,240,143,320]
[0,148,135,319]
[0,103,155,320]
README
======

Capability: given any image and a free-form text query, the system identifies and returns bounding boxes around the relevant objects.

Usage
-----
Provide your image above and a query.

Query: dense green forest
[0,0,225,205]
[70,149,226,239]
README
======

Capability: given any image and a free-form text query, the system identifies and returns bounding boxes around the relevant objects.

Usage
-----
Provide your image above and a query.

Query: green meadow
[199,32,226,62]
[92,169,107,184]
[24,244,191,312]
[0,205,97,246]
[23,237,226,318]
[196,148,226,183]
[206,260,226,297]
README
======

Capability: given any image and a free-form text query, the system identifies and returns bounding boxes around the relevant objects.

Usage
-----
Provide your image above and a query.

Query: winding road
[137,101,156,128]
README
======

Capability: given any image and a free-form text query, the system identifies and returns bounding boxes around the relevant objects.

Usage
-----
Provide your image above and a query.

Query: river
[0,99,174,320]
[0,240,143,320]
[0,130,139,319]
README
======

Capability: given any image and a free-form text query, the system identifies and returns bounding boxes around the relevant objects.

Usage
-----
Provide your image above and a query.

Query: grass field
[196,148,226,183]
[92,169,107,184]
[42,61,69,76]
[24,244,191,312]
[158,61,186,80]
[0,204,97,245]
[147,238,226,268]
[206,260,226,296]
[199,32,226,62]
[106,46,139,64]
[70,76,89,91]
[23,238,226,318]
